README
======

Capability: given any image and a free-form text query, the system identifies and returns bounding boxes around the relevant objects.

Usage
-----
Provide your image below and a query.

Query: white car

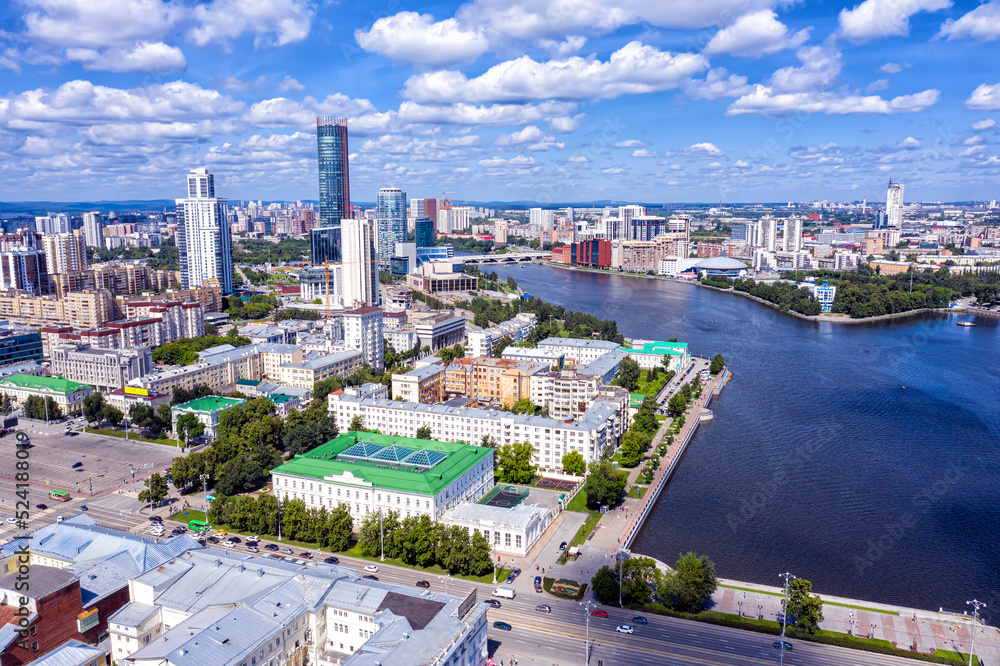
[363,564,379,573]
[615,625,634,634]
[5,517,17,524]
[223,540,237,548]
[246,535,260,543]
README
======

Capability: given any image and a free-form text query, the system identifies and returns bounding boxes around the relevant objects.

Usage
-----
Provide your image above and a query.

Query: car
[534,576,542,592]
[56,516,64,522]
[223,541,236,548]
[228,536,241,543]
[79,505,88,511]
[364,564,379,573]
[773,640,793,651]
[299,551,313,559]
[361,574,378,581]
[492,621,512,631]
[535,605,551,613]
[512,567,522,577]
[246,535,259,543]
[558,541,567,550]
[264,544,279,551]
[246,545,259,553]
[149,516,163,522]
[35,504,47,510]
[590,610,608,618]
[504,573,516,584]
[324,556,340,564]
[486,599,502,608]
[632,617,647,625]
[171,528,185,535]
[415,580,430,588]
[208,537,219,544]
[280,547,293,554]
[214,529,228,536]
[71,462,83,468]
[195,539,207,546]
[151,526,165,533]
[6,517,17,524]
[615,625,634,634]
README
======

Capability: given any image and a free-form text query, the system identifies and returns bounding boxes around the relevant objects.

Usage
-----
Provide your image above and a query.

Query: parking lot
[0,428,178,496]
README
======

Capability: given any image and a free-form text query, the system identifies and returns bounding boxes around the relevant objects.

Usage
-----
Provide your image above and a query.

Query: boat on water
[957,321,977,327]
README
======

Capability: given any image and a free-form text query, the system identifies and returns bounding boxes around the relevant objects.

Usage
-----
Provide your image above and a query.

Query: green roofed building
[0,373,93,412]
[271,431,495,523]
[621,339,690,371]
[171,396,245,441]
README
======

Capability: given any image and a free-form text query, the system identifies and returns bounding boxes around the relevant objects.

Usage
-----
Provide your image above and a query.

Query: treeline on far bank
[701,265,1000,318]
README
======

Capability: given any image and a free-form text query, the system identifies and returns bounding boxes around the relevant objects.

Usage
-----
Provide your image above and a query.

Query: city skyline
[1,1,999,203]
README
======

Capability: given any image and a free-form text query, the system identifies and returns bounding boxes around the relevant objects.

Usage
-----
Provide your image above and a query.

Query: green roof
[269,394,295,404]
[622,340,689,356]
[271,431,493,496]
[0,374,91,395]
[174,396,245,413]
[629,393,646,409]
[235,379,261,387]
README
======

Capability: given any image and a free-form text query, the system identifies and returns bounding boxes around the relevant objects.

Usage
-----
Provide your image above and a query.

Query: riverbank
[538,260,955,325]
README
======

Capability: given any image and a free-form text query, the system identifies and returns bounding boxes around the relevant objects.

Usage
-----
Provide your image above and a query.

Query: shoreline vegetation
[538,261,987,325]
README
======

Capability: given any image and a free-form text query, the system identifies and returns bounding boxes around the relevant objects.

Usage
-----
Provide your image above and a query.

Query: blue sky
[1,0,999,204]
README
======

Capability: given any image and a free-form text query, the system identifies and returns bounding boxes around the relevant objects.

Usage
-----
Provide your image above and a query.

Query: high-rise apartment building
[82,212,104,248]
[342,218,379,308]
[42,232,88,274]
[886,179,904,227]
[783,217,803,253]
[175,168,234,294]
[312,117,350,264]
[763,216,778,252]
[529,207,555,230]
[0,250,50,295]
[376,186,407,262]
[34,214,70,235]
[415,216,435,248]
[617,205,646,225]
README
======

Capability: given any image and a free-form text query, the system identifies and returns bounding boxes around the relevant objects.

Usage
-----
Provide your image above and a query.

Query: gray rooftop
[23,639,107,666]
[578,348,628,378]
[395,362,445,381]
[0,566,75,600]
[444,502,549,531]
[537,337,620,351]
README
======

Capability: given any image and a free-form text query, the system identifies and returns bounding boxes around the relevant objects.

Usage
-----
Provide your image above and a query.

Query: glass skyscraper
[376,186,406,263]
[313,117,350,264]
[415,216,435,249]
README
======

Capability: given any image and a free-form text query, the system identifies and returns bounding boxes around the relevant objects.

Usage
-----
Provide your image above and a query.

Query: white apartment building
[41,232,88,273]
[529,370,602,419]
[50,344,153,393]
[176,168,234,294]
[342,217,380,308]
[342,306,384,371]
[466,312,537,357]
[329,391,625,469]
[528,207,555,230]
[536,337,621,366]
[83,211,104,249]
[391,361,446,403]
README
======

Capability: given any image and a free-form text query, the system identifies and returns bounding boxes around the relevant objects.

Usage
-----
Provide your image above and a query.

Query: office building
[82,211,104,248]
[391,361,447,403]
[415,216,435,248]
[466,312,537,357]
[50,345,153,393]
[811,279,837,312]
[630,215,666,241]
[0,249,51,295]
[310,225,341,265]
[298,264,341,305]
[41,233,88,274]
[342,306,384,370]
[407,310,467,351]
[317,117,350,228]
[0,326,43,366]
[341,218,379,308]
[175,168,233,294]
[441,502,554,557]
[887,179,905,227]
[0,374,93,412]
[391,241,416,276]
[375,186,406,263]
[405,262,478,294]
[783,217,804,253]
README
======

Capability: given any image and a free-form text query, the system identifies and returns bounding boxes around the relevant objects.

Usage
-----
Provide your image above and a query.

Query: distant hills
[0,200,177,216]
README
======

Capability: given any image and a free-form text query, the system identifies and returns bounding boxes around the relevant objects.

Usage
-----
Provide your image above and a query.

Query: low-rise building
[440,502,554,557]
[500,346,565,370]
[50,345,153,393]
[408,310,467,351]
[272,431,494,522]
[466,312,537,357]
[21,638,108,666]
[529,370,602,419]
[405,262,478,293]
[0,374,92,413]
[105,387,170,412]
[623,339,690,371]
[238,323,296,344]
[536,337,621,366]
[170,396,245,440]
[391,361,446,403]
[0,325,43,366]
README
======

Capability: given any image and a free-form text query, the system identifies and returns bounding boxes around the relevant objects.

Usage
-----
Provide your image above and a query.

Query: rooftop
[623,339,689,356]
[21,639,107,666]
[0,373,91,394]
[271,432,492,496]
[173,396,245,413]
[537,337,620,351]
[445,502,549,531]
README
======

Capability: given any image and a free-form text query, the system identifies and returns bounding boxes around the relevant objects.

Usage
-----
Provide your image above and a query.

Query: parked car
[264,544,279,551]
[615,625,634,634]
[364,564,379,573]
[558,541,567,550]
[361,574,378,581]
[415,580,430,588]
[504,573,516,584]
[535,605,551,613]
[534,576,542,592]
[632,617,647,625]
[590,610,608,618]
[511,567,522,578]
[492,622,512,631]
[486,599,501,608]
[324,556,340,564]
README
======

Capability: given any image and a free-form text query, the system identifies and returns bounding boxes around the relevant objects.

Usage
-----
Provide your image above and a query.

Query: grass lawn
[627,485,646,499]
[86,426,181,447]
[171,508,207,523]
[655,414,667,423]
[560,491,602,563]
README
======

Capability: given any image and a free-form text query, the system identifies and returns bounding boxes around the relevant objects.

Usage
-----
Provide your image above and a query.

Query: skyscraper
[415,217,435,248]
[313,117,350,264]
[82,212,104,249]
[175,167,233,294]
[783,217,803,253]
[34,214,70,235]
[886,179,904,227]
[342,218,380,308]
[376,187,407,263]
[41,232,88,273]
[763,215,778,252]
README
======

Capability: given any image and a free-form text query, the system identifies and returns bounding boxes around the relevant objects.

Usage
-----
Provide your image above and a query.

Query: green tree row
[592,552,717,613]
[457,295,624,343]
[209,494,354,551]
[152,330,252,366]
[233,238,311,264]
[357,510,493,576]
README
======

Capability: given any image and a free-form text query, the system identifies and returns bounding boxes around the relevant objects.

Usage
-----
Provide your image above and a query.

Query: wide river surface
[489,263,1000,615]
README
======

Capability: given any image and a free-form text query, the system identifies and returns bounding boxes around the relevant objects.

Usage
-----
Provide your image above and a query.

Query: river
[488,263,1000,616]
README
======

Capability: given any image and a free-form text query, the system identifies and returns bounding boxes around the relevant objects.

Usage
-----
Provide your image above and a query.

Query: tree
[24,395,63,421]
[621,556,659,606]
[562,451,586,476]
[104,405,123,427]
[175,413,205,442]
[214,458,267,495]
[416,425,433,440]
[495,441,535,484]
[138,473,168,507]
[582,459,628,508]
[156,404,173,433]
[480,434,497,448]
[615,357,641,392]
[709,354,725,375]
[619,430,651,468]
[787,579,824,634]
[591,566,620,606]
[324,504,354,551]
[666,552,717,613]
[349,415,365,432]
[82,393,106,424]
[631,398,659,435]
[468,530,493,576]
[509,397,539,415]
[491,335,513,357]
[667,392,688,418]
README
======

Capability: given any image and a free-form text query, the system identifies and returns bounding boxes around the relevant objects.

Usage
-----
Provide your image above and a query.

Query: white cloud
[479,155,535,167]
[880,62,911,74]
[396,100,578,126]
[967,84,1000,110]
[188,0,313,49]
[402,42,708,103]
[277,76,306,92]
[896,136,922,149]
[685,68,751,100]
[632,148,657,157]
[567,155,589,162]
[704,10,809,57]
[939,1,1000,41]
[770,45,842,92]
[972,118,996,130]
[355,12,489,66]
[602,166,626,174]
[838,0,952,42]
[495,125,565,150]
[65,41,186,74]
[866,79,889,92]
[964,135,984,145]
[611,139,646,147]
[79,119,244,145]
[550,114,586,132]
[733,160,751,168]
[22,0,183,48]
[538,36,587,57]
[726,85,940,115]
[681,142,725,158]
[243,94,377,127]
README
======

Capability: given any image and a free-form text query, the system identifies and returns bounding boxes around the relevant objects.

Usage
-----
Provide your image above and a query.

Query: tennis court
[481,485,528,508]
[534,477,579,492]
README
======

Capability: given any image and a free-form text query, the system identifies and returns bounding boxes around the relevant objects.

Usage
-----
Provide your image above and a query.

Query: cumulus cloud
[939,1,1000,41]
[22,0,183,48]
[866,79,889,92]
[770,45,842,92]
[494,125,565,150]
[967,84,1000,110]
[972,118,996,130]
[355,12,489,66]
[610,139,646,147]
[65,41,186,74]
[550,114,586,132]
[243,94,377,127]
[277,76,306,92]
[188,0,313,49]
[685,68,751,100]
[838,0,951,42]
[538,36,588,57]
[478,155,535,167]
[726,86,940,115]
[880,62,911,74]
[681,142,725,158]
[402,42,708,103]
[632,149,657,157]
[704,10,809,57]
[567,155,589,162]
[896,136,922,149]
[601,166,626,174]
[396,100,578,126]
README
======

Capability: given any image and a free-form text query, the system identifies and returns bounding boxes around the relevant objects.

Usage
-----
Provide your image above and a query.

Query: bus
[48,490,70,502]
[188,519,209,532]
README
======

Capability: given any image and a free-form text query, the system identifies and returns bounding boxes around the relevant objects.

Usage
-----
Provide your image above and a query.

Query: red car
[591,609,608,618]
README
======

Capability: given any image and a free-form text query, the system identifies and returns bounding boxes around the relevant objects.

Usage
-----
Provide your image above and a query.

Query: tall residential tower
[312,117,350,264]
[175,168,234,294]
[376,186,407,263]
[886,179,904,227]
[342,218,380,309]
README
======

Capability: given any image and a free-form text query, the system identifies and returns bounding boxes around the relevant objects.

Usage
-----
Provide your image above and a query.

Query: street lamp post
[580,599,596,665]
[379,506,385,562]
[778,572,795,666]
[199,474,210,513]
[967,600,985,666]
[120,509,132,533]
[492,541,497,585]
[616,550,629,608]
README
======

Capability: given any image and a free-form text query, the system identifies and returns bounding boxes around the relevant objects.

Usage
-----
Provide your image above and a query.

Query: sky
[1,0,1000,206]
